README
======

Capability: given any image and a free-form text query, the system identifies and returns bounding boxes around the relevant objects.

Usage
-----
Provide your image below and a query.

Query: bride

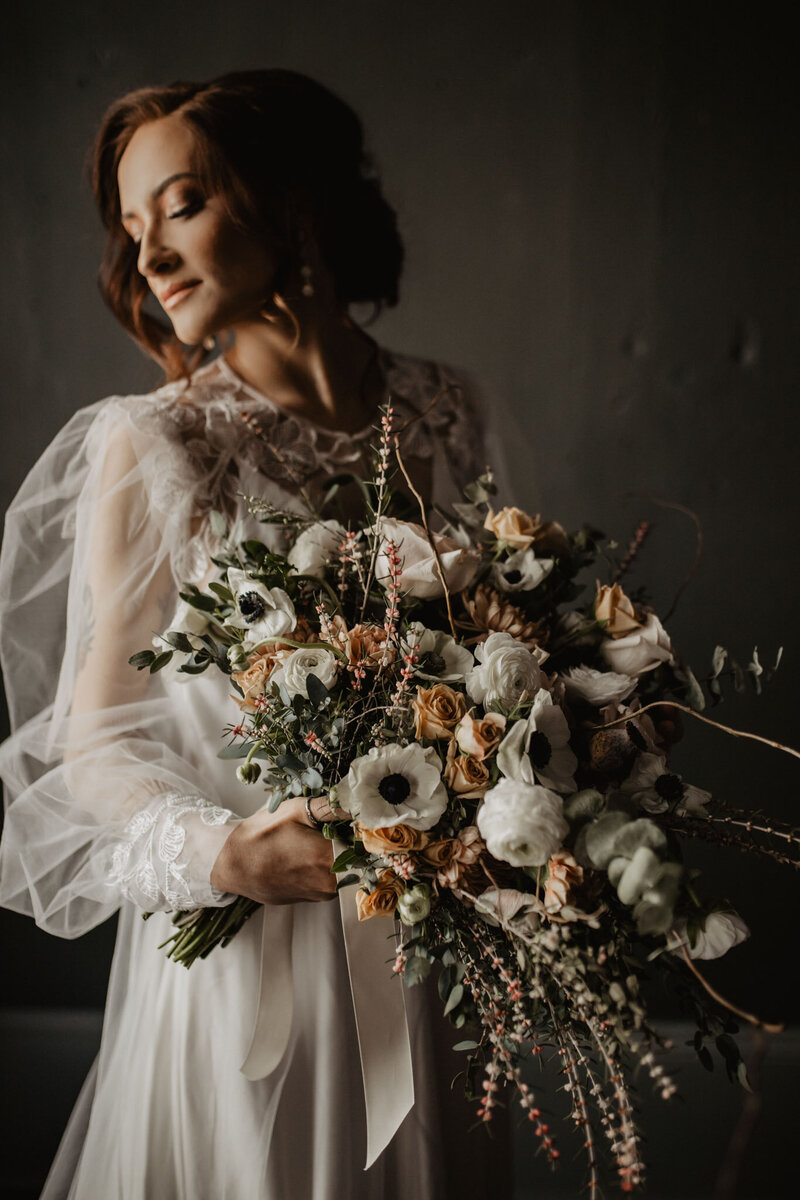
[0,69,515,1199]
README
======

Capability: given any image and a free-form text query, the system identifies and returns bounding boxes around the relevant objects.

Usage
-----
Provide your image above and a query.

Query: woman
[0,69,514,1198]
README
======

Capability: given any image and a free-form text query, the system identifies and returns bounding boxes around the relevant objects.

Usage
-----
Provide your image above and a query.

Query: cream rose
[412,683,467,740]
[599,613,675,677]
[594,582,642,638]
[454,711,507,759]
[287,519,348,578]
[477,777,568,867]
[465,631,544,707]
[483,505,540,550]
[375,519,480,600]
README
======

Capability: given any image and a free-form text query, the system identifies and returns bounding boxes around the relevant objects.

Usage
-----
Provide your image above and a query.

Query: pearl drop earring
[297,226,315,298]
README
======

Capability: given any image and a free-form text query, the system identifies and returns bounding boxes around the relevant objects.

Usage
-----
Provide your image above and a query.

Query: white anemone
[496,688,577,793]
[227,568,297,650]
[335,742,447,831]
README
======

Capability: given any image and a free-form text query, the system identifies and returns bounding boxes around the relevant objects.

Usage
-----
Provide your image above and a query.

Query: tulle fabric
[0,346,516,1199]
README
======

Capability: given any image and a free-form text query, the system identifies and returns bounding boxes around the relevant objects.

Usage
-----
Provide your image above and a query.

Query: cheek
[203,218,276,297]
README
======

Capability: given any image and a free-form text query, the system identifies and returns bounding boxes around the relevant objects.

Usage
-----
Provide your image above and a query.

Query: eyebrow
[120,172,200,221]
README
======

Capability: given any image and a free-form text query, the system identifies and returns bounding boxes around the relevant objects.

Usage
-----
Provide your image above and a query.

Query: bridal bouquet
[131,400,793,1194]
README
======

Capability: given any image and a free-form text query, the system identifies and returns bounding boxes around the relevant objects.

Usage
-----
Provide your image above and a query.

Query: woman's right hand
[209,797,337,905]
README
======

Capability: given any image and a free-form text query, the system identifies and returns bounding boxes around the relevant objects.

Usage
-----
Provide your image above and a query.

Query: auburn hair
[89,68,404,381]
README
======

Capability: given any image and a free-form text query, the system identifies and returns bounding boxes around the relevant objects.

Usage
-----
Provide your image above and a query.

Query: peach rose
[594,582,642,638]
[434,826,485,888]
[357,824,430,856]
[412,683,467,740]
[455,711,507,759]
[483,505,541,551]
[230,615,320,711]
[231,647,291,712]
[355,870,405,920]
[543,849,584,914]
[443,739,491,798]
[345,623,396,670]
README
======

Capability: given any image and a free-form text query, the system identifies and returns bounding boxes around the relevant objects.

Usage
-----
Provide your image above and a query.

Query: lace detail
[106,791,239,911]
[111,347,488,584]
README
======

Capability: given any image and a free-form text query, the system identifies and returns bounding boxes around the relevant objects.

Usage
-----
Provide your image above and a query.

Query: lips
[159,280,200,310]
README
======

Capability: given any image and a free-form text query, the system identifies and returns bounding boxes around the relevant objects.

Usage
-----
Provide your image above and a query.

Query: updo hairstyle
[90,68,404,380]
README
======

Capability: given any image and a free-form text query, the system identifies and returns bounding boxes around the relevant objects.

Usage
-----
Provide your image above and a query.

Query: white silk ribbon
[239,843,415,1170]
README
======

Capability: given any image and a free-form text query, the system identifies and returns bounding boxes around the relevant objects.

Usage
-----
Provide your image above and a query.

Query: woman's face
[117,113,276,346]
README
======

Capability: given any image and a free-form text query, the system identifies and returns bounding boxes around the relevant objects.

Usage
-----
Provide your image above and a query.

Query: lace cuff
[106,791,240,911]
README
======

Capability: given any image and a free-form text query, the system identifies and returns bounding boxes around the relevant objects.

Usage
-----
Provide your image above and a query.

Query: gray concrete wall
[1,0,797,1073]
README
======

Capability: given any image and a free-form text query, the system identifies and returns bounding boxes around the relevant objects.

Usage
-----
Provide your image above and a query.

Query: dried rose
[454,711,506,759]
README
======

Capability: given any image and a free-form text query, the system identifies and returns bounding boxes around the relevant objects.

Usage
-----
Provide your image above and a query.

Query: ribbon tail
[240,903,295,1080]
[338,866,415,1170]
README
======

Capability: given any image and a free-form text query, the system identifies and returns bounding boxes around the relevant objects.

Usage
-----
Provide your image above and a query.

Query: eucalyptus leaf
[161,630,194,652]
[129,650,156,670]
[149,651,174,673]
[305,672,329,708]
[444,983,464,1015]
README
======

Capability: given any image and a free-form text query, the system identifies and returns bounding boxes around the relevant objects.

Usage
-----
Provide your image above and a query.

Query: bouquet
[131,400,794,1194]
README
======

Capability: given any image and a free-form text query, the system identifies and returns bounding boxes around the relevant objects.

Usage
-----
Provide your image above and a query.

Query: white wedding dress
[0,346,514,1200]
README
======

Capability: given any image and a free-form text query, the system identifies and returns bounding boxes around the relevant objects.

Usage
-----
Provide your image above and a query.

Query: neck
[221,306,386,434]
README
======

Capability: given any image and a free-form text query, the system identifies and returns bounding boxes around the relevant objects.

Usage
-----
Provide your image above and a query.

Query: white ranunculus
[599,613,675,677]
[335,742,448,831]
[374,518,481,600]
[476,777,568,867]
[287,519,348,578]
[491,548,554,593]
[226,568,297,651]
[673,911,750,960]
[465,631,543,708]
[561,665,637,706]
[401,621,475,682]
[270,646,339,700]
[496,688,577,793]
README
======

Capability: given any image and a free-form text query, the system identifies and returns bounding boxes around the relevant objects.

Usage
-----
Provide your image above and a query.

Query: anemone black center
[654,772,685,802]
[504,569,522,586]
[239,591,267,624]
[379,772,411,806]
[527,730,552,769]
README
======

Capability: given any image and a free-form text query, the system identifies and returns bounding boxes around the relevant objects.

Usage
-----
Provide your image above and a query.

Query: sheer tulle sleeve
[0,393,241,938]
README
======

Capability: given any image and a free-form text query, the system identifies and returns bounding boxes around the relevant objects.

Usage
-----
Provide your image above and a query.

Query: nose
[136,220,179,279]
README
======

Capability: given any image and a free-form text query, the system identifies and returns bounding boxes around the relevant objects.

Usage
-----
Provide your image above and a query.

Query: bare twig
[592,700,800,763]
[673,940,785,1033]
[393,435,458,639]
[624,492,703,623]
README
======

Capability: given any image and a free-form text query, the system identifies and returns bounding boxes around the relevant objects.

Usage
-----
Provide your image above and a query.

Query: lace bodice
[0,344,493,927]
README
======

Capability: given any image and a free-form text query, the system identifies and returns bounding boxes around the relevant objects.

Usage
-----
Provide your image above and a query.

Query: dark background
[1,2,798,1196]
